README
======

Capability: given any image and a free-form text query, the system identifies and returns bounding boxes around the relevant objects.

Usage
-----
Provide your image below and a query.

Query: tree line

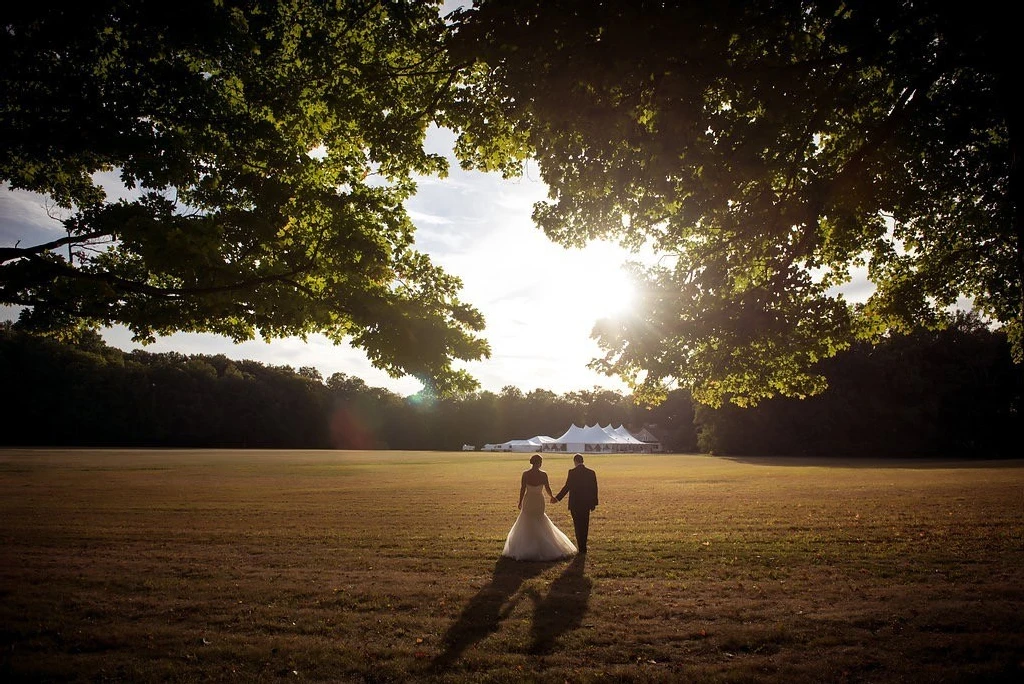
[2,316,1016,458]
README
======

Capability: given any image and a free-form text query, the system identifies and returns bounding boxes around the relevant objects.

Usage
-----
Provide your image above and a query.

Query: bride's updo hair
[529,454,542,466]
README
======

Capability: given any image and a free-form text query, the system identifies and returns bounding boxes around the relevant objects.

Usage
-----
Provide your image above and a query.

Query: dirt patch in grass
[1,449,1022,682]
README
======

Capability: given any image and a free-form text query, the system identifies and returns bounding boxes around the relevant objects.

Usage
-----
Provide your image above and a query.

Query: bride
[502,454,577,561]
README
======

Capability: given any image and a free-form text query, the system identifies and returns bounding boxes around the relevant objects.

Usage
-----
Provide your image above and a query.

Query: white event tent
[542,423,648,454]
[481,435,557,452]
[480,424,656,453]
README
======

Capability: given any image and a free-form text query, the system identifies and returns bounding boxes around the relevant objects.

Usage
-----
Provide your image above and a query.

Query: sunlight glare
[588,264,636,318]
[553,242,640,326]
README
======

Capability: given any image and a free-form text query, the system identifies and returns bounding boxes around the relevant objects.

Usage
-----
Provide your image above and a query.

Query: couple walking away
[501,453,598,561]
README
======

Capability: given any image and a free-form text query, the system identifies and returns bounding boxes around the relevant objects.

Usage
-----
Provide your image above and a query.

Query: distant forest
[1,316,1017,458]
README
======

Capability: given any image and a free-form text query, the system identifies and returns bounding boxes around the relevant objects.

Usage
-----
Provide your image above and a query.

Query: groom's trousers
[570,508,590,553]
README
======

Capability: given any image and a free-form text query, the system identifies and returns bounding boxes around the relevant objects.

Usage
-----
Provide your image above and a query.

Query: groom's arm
[555,471,572,501]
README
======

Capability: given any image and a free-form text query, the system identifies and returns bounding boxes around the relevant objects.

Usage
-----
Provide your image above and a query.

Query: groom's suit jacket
[556,464,599,513]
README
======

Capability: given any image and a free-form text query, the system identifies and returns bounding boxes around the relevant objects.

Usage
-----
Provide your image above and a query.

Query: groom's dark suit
[555,462,599,554]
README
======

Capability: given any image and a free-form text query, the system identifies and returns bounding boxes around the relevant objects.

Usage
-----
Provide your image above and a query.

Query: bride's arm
[542,472,554,499]
[518,472,527,509]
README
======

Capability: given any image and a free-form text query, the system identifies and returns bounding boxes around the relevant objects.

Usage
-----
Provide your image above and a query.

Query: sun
[589,265,637,317]
[557,241,643,325]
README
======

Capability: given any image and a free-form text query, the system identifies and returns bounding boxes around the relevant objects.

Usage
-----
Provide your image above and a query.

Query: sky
[0,125,650,398]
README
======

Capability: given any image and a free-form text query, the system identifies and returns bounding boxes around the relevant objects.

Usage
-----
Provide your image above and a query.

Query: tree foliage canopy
[448,0,1021,406]
[0,0,487,395]
[4,0,1019,405]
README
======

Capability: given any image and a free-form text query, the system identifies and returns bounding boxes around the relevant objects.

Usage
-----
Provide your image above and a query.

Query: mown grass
[0,449,1022,683]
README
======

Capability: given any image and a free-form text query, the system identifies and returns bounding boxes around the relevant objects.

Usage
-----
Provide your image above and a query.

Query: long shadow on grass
[526,554,591,654]
[429,556,552,672]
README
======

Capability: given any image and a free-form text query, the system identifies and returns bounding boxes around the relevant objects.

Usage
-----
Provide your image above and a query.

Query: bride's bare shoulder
[522,468,548,484]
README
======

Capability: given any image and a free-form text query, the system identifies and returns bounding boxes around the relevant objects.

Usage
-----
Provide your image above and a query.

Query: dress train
[501,484,577,561]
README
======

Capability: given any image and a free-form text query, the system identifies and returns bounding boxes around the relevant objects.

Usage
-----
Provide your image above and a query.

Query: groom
[553,453,599,554]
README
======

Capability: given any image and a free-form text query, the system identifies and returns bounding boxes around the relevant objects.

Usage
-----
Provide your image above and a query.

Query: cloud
[0,184,66,245]
[0,128,636,398]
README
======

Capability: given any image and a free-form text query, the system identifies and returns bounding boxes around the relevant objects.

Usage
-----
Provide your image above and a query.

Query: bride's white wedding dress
[502,484,577,561]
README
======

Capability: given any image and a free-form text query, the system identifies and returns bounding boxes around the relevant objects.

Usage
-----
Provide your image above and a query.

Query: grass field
[1,449,1022,683]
